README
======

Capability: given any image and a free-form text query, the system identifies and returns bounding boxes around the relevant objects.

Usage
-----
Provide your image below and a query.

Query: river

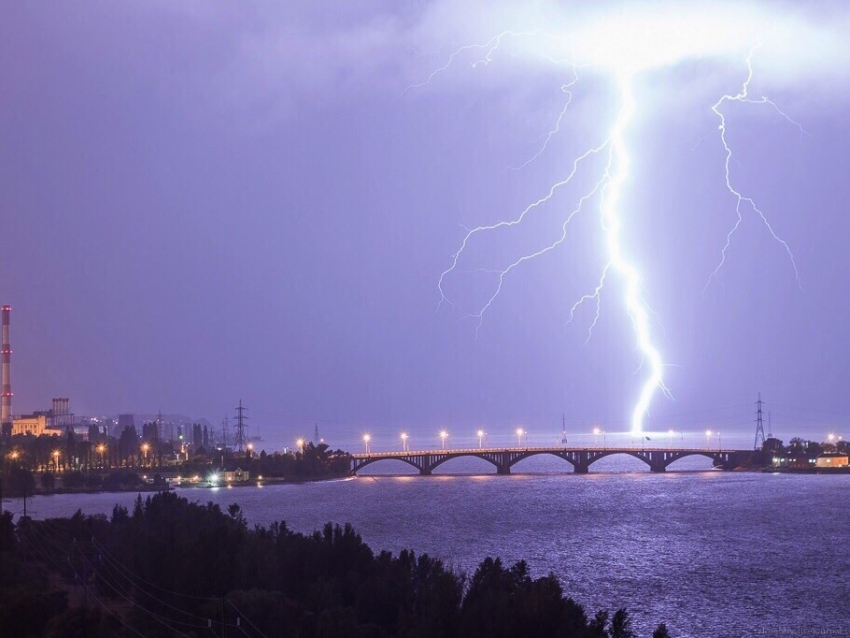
[5,455,848,637]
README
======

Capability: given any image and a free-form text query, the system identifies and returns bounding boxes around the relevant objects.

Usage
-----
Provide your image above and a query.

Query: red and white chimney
[1,305,11,425]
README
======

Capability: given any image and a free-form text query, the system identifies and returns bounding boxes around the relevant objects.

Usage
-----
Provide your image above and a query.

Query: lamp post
[593,427,601,448]
[668,429,674,448]
[516,428,525,448]
[97,444,106,469]
[716,432,721,451]
[400,432,409,453]
[477,429,485,449]
[52,450,60,472]
[705,430,712,451]
[363,434,371,455]
[439,430,448,450]
[295,438,305,455]
[141,443,150,467]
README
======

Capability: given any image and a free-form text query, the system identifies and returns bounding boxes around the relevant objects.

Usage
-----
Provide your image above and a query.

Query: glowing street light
[52,450,60,471]
[400,432,409,452]
[295,438,305,454]
[705,430,712,450]
[716,431,721,451]
[516,428,525,448]
[668,429,674,448]
[477,429,485,449]
[593,427,601,448]
[363,434,371,455]
[141,443,150,466]
[439,430,448,450]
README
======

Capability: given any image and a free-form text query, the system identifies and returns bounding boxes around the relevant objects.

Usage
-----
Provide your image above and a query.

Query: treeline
[178,441,352,480]
[1,467,148,497]
[1,492,671,637]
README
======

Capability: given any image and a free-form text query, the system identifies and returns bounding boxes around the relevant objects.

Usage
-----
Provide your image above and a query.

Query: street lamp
[515,428,525,448]
[716,431,721,451]
[141,443,150,466]
[439,430,448,450]
[705,430,712,450]
[97,444,106,468]
[52,450,60,471]
[363,434,371,455]
[668,429,674,448]
[477,429,485,449]
[593,427,601,448]
[295,438,305,454]
[400,432,409,452]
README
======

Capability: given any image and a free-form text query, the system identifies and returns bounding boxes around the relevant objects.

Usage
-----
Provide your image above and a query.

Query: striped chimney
[1,306,11,425]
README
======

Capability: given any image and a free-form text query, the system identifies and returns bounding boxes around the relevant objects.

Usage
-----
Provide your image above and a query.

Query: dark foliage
[2,467,35,497]
[1,492,666,637]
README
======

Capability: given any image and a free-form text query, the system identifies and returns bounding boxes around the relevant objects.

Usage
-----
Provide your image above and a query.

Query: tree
[587,610,609,638]
[611,608,635,638]
[41,472,56,491]
[4,467,35,497]
[653,622,672,638]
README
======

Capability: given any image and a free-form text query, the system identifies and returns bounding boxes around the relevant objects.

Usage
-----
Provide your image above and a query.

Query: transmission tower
[314,423,320,443]
[234,400,249,452]
[754,392,766,450]
[221,415,229,451]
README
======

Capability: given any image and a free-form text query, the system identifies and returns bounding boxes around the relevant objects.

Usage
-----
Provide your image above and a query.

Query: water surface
[7,456,848,637]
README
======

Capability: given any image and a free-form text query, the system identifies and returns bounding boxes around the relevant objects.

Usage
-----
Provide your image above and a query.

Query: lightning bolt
[706,45,804,291]
[600,72,671,432]
[415,36,801,435]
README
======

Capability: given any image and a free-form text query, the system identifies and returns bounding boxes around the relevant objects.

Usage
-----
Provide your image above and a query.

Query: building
[772,454,816,470]
[49,398,74,429]
[222,467,250,482]
[815,453,849,469]
[11,412,49,436]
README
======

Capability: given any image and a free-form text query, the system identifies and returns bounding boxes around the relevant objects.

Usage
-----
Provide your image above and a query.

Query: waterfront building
[222,467,250,482]
[815,453,849,468]
[772,454,816,470]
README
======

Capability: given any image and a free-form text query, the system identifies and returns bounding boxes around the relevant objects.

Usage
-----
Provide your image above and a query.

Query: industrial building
[11,412,48,436]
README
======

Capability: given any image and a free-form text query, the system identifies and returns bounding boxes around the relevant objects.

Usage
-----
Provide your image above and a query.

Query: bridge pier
[573,464,589,474]
[496,464,511,475]
[650,464,666,473]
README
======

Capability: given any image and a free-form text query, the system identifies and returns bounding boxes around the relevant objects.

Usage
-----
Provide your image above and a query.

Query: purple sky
[1,1,848,450]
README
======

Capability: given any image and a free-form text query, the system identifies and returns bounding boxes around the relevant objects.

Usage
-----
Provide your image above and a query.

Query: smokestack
[1,306,11,426]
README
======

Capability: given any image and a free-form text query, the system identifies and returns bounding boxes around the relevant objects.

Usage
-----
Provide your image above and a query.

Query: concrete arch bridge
[350,447,760,475]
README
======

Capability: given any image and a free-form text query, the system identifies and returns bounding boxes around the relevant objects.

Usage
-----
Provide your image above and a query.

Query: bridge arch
[429,453,500,473]
[585,450,655,471]
[508,451,577,472]
[353,456,423,474]
[664,451,721,470]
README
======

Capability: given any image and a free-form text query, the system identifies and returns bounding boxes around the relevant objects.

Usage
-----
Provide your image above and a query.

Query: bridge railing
[350,446,742,459]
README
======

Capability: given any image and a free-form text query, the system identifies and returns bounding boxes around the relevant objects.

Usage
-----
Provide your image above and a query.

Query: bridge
[350,446,762,475]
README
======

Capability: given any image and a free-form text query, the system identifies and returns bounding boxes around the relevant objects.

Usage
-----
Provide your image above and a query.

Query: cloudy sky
[1,1,848,448]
